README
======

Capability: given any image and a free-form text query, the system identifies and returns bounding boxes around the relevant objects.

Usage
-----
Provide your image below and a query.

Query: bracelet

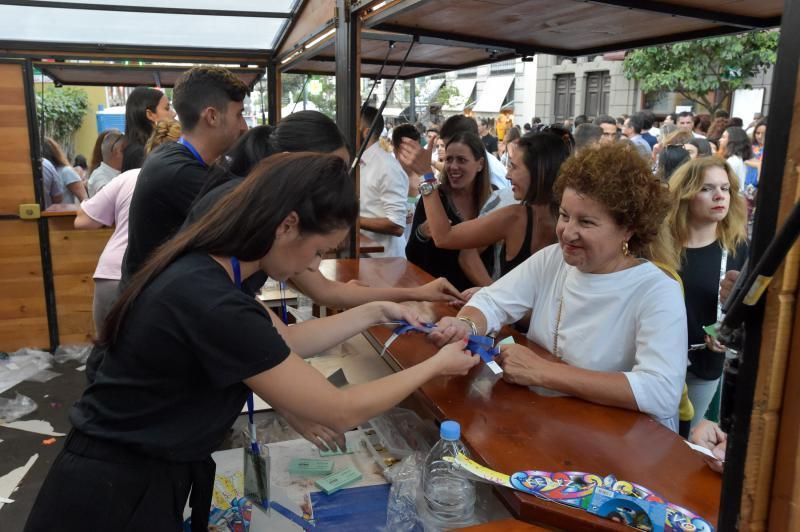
[415,225,430,242]
[457,316,479,336]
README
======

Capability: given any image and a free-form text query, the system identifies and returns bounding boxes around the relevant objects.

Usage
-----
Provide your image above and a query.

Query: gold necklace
[553,295,564,359]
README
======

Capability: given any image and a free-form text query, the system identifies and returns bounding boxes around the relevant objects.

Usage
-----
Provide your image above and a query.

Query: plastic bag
[0,349,53,394]
[0,393,38,423]
[53,344,92,364]
[385,452,426,532]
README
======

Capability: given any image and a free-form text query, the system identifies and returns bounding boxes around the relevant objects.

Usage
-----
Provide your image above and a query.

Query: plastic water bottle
[422,420,476,525]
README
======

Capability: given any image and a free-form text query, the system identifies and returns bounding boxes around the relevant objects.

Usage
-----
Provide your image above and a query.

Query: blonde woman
[668,157,748,427]
[75,119,182,334]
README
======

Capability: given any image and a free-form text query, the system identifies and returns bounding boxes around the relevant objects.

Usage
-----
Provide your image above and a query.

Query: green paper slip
[315,465,362,495]
[703,324,719,338]
[288,458,334,476]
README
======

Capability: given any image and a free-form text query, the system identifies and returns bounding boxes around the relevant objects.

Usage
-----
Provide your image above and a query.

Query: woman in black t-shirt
[668,157,748,429]
[121,86,176,171]
[405,132,497,291]
[416,131,569,289]
[25,153,479,532]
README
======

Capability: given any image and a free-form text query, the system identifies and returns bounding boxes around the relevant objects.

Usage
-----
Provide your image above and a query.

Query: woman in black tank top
[418,131,570,288]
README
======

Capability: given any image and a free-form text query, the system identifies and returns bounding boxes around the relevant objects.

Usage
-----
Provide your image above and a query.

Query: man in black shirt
[478,118,498,156]
[122,66,248,279]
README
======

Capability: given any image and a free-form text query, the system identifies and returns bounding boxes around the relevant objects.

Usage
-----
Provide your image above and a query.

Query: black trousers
[24,430,215,532]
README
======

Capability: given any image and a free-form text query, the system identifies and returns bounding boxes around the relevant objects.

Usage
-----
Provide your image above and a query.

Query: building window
[490,59,515,73]
[584,71,611,118]
[554,74,576,123]
[555,55,577,65]
[456,67,478,78]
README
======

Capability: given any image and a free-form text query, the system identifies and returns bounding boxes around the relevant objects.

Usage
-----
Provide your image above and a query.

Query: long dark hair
[198,111,349,199]
[724,126,752,160]
[516,131,570,214]
[442,131,491,215]
[100,152,358,347]
[125,87,164,147]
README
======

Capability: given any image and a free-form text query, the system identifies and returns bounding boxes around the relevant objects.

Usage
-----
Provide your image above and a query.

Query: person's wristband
[422,171,435,182]
[457,316,479,336]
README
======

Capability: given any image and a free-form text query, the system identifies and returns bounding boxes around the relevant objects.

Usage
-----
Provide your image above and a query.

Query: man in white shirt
[358,106,408,258]
[88,130,125,196]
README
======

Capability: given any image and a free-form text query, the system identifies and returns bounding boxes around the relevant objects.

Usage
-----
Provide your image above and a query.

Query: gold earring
[622,240,630,256]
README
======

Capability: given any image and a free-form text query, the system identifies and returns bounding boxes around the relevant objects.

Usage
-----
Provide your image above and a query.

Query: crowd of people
[25,64,754,529]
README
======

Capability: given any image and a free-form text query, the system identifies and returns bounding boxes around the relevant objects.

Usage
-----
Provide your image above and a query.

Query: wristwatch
[418,180,439,196]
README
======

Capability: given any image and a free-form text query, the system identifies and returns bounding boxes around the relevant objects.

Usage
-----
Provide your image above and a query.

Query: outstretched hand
[376,301,423,329]
[433,339,480,376]
[428,316,472,347]
[417,277,466,305]
[280,409,346,451]
[396,136,438,176]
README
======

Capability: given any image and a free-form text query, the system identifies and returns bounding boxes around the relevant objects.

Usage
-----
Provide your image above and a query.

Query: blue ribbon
[178,136,207,168]
[389,320,500,364]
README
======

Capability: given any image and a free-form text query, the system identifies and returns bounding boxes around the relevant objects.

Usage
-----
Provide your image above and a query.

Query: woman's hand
[496,343,551,387]
[689,419,727,473]
[431,339,480,376]
[429,316,472,347]
[280,409,346,451]
[704,334,727,353]
[460,287,482,302]
[373,301,422,328]
[414,277,465,305]
[396,136,438,176]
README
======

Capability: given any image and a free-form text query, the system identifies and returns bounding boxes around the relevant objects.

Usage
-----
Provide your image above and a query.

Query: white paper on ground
[1,419,66,437]
[0,454,38,510]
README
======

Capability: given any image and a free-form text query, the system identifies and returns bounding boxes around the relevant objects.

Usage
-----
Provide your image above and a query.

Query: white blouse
[468,244,688,431]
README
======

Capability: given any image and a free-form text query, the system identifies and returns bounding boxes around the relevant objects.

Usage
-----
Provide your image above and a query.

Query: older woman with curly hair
[430,143,688,431]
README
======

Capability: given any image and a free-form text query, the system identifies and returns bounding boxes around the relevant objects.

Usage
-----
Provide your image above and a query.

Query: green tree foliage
[35,87,89,156]
[282,74,336,119]
[435,84,461,107]
[623,31,779,114]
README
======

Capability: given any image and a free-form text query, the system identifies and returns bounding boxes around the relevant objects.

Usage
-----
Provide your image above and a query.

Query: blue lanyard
[231,256,260,449]
[178,136,207,168]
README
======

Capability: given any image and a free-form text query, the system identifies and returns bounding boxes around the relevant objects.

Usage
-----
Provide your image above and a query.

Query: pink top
[80,169,140,280]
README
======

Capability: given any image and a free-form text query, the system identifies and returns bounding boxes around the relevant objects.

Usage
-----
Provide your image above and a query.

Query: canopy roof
[35,62,265,89]
[276,0,782,79]
[0,0,300,62]
[0,0,785,82]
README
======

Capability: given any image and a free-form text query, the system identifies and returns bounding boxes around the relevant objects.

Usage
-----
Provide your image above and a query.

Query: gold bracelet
[457,316,479,336]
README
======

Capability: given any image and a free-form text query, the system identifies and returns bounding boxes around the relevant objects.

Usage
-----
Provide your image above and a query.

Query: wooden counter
[318,258,721,531]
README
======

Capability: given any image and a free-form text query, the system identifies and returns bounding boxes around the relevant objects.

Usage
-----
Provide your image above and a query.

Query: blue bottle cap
[440,420,460,441]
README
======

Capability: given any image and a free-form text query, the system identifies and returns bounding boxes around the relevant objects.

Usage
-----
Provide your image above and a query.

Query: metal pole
[335,0,360,258]
[267,62,279,126]
[410,78,416,123]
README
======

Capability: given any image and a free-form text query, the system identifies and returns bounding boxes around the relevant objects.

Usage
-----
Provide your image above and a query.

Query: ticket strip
[379,320,503,375]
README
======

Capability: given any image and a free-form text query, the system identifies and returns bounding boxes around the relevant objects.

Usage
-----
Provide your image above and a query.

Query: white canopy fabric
[0,1,294,50]
[443,78,477,111]
[473,75,514,114]
[417,78,444,104]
